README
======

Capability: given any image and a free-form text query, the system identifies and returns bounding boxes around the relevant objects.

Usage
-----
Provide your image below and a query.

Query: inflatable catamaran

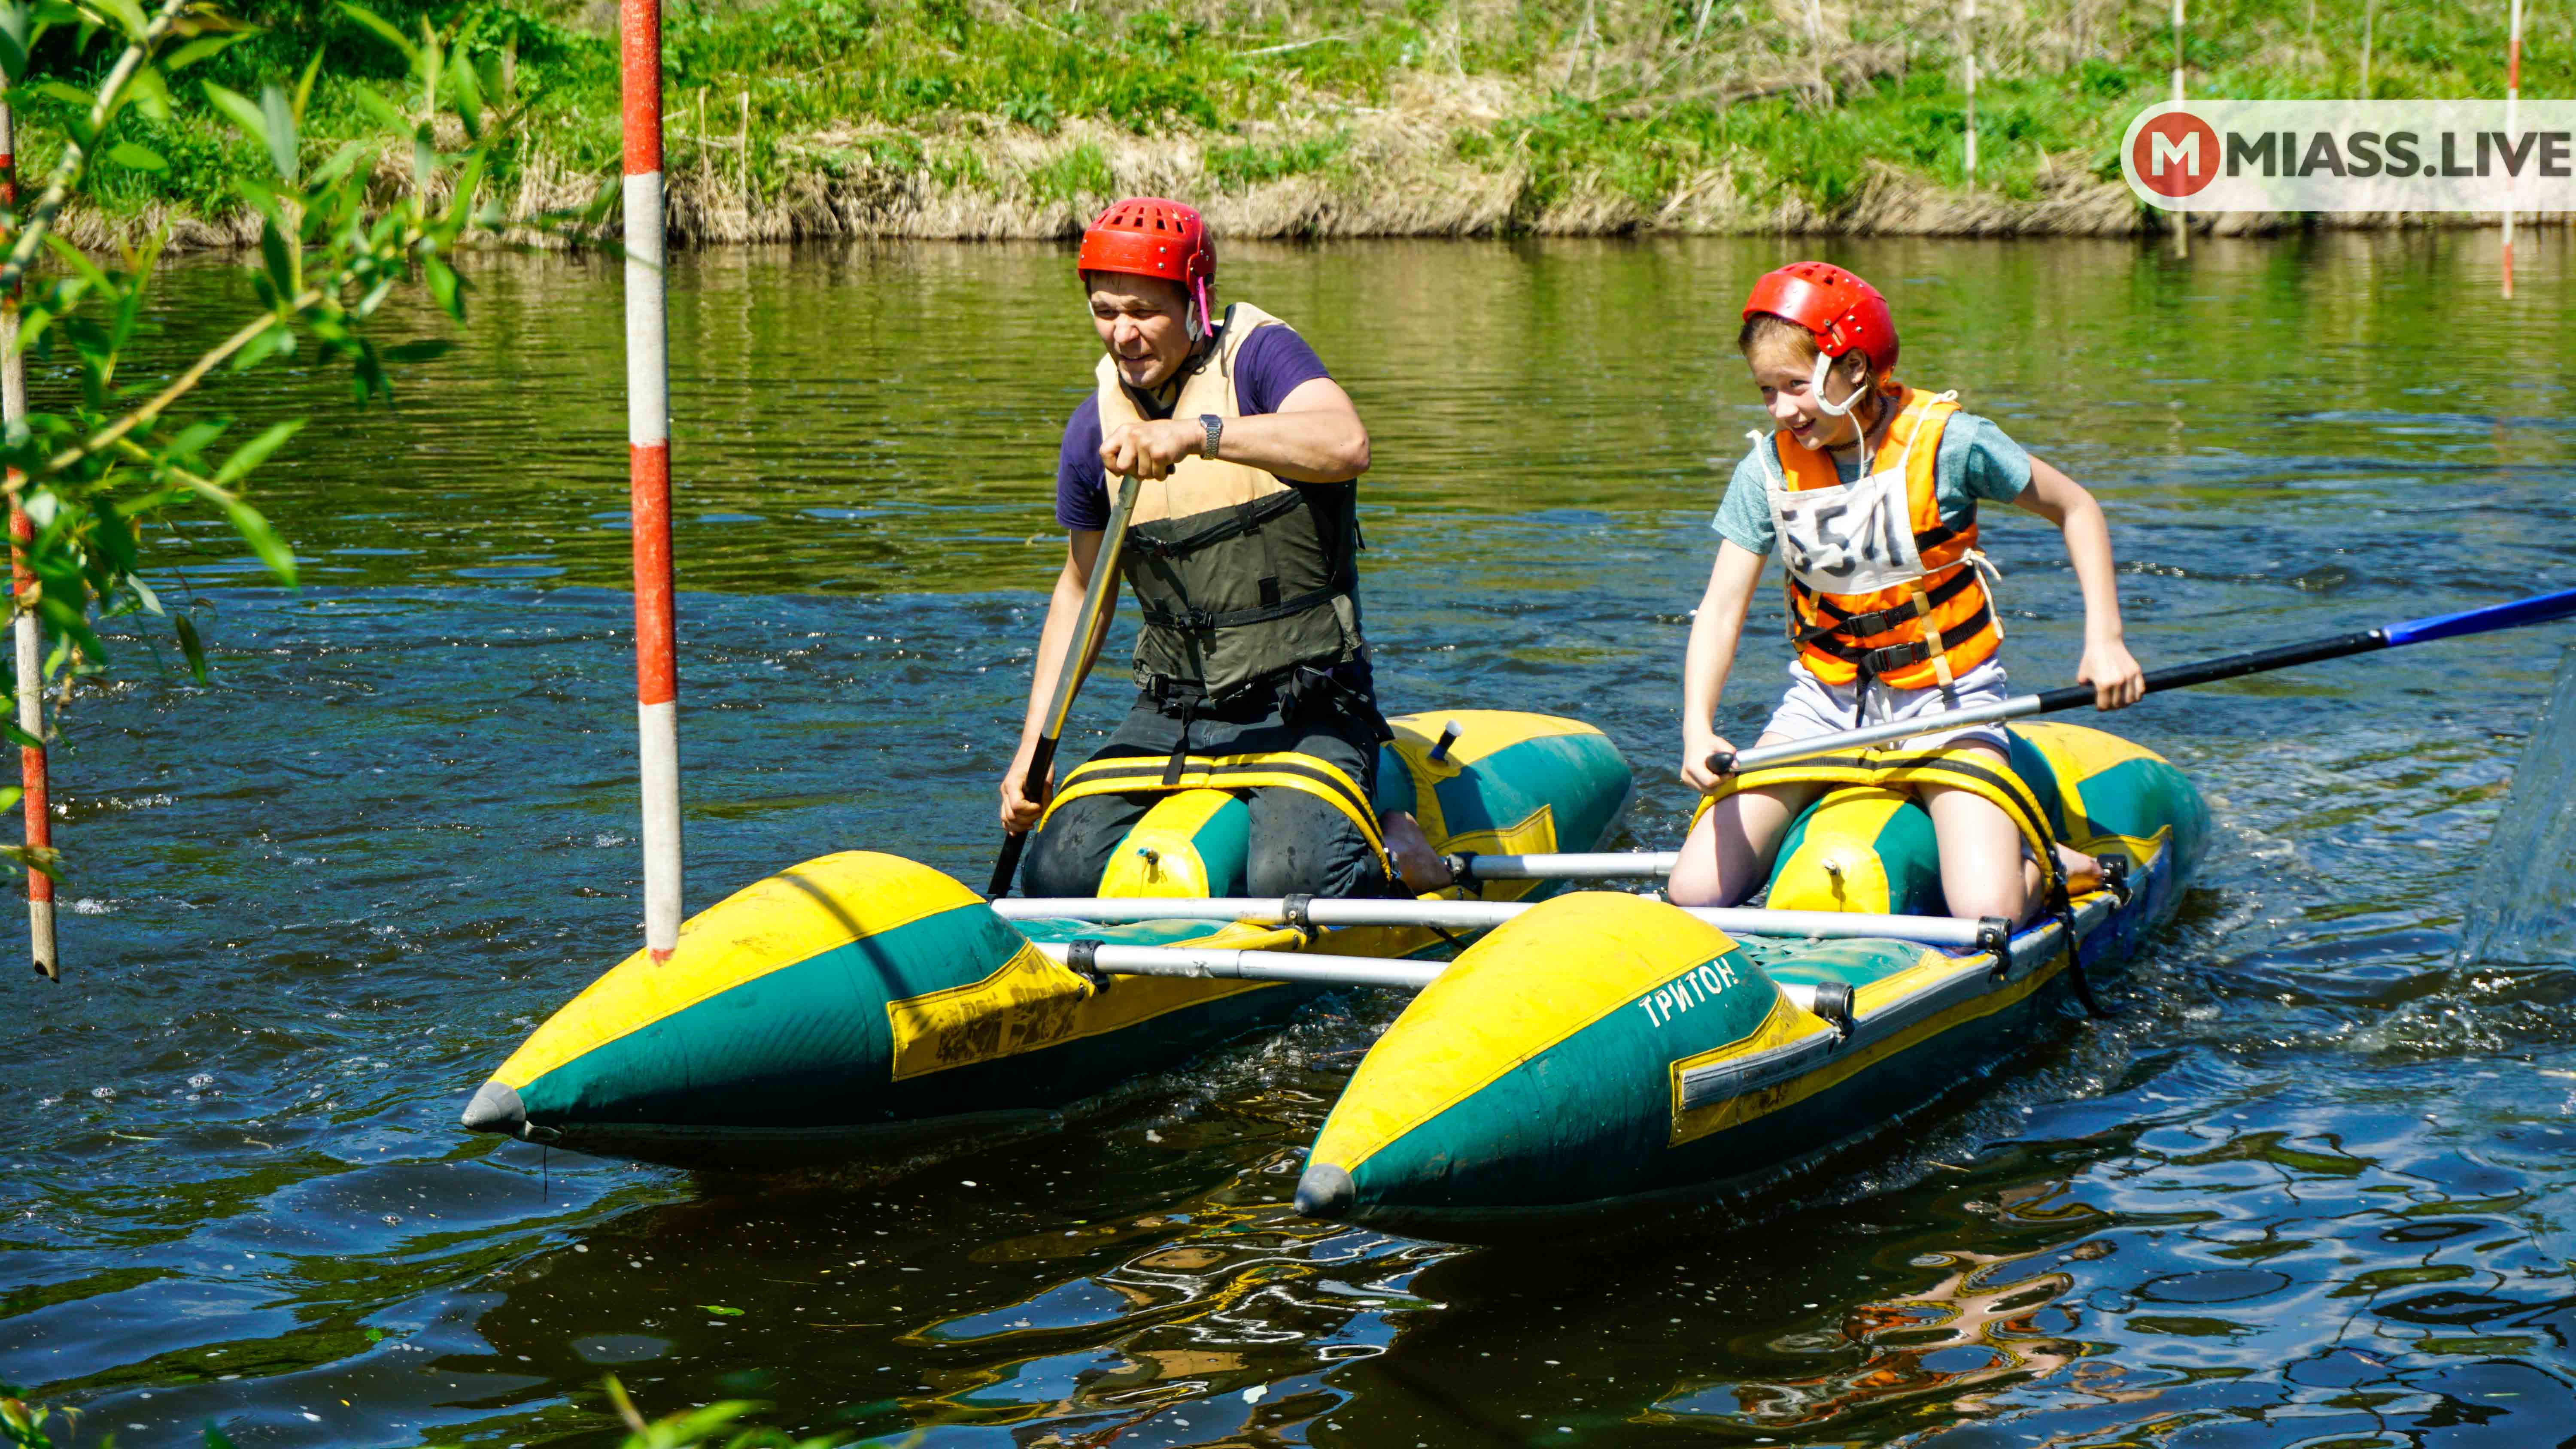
[457,712,2198,1223]
[459,591,2575,1228]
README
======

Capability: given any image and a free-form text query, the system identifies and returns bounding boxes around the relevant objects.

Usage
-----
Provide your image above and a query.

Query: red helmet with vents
[1078,197,1215,328]
[1742,261,1898,379]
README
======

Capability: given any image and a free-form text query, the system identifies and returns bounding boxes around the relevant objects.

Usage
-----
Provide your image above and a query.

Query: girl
[1672,261,2146,922]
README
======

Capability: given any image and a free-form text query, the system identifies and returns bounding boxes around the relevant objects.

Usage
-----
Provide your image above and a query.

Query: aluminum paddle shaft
[1709,585,2576,775]
[990,472,1142,897]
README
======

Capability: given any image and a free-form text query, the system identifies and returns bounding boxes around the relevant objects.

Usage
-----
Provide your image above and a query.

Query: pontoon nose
[460,1079,526,1136]
[1294,1162,1354,1219]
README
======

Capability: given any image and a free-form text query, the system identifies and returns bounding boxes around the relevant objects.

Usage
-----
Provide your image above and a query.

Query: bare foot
[1382,811,1453,894]
[2054,843,2102,894]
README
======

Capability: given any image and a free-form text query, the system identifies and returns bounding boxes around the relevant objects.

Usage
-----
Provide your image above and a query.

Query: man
[998,196,1441,898]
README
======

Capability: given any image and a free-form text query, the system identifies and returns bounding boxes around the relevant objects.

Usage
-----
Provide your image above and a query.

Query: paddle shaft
[1710,586,2576,775]
[990,472,1142,897]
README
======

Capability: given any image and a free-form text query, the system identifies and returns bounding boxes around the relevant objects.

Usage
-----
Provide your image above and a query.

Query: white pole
[623,0,683,961]
[2503,0,2522,298]
[0,71,55,981]
[1963,0,1978,185]
[2360,0,2376,100]
[2172,0,2189,258]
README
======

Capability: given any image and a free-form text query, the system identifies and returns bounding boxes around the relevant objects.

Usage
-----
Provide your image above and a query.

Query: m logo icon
[2130,110,2222,198]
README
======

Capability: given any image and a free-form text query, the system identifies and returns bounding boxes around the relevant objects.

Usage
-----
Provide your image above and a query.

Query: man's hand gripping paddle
[1706,586,2576,776]
[989,472,1143,898]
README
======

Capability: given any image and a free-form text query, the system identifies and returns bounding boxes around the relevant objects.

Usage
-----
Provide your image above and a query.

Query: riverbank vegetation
[26,0,2576,242]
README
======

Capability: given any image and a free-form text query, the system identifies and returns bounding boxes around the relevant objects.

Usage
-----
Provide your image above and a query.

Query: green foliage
[1208,130,1349,188]
[590,1375,850,1449]
[1027,142,1112,206]
[0,0,527,881]
[1,1388,70,1449]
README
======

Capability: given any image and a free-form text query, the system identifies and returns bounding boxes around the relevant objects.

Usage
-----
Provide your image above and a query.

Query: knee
[1666,852,1724,908]
[1246,844,1382,900]
[1021,815,1116,897]
[1944,876,2027,925]
[1245,802,1387,899]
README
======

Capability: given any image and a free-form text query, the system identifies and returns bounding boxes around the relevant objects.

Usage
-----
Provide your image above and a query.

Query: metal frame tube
[997,894,1989,946]
[1450,851,1682,881]
[1035,948,1928,1000]
[1035,940,1443,989]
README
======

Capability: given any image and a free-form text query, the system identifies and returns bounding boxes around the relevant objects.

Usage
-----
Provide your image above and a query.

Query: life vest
[1096,303,1365,706]
[1762,388,2001,693]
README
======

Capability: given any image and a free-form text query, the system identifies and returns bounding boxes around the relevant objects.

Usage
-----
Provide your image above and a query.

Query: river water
[7,232,2576,1447]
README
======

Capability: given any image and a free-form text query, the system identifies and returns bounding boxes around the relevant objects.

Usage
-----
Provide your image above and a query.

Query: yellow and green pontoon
[458,711,1635,1169]
[1292,721,2208,1236]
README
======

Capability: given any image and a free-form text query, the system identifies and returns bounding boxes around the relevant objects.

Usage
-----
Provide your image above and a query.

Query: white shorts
[1760,657,2012,754]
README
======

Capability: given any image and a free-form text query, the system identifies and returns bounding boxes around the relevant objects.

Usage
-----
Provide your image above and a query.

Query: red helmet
[1078,197,1214,324]
[1742,261,1898,378]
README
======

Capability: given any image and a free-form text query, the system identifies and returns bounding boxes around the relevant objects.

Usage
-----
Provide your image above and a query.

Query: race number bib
[1768,466,1925,595]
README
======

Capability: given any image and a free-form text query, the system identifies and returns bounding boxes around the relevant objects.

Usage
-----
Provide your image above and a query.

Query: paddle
[989,471,1144,898]
[1706,585,2576,776]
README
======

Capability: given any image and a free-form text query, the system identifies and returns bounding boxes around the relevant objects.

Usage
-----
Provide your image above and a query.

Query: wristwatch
[1199,413,1223,460]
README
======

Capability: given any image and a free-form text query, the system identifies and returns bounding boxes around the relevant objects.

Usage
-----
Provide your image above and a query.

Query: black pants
[1023,673,1395,900]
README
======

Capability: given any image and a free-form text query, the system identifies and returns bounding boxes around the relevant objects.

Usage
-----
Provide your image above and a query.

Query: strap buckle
[1859,640,1932,675]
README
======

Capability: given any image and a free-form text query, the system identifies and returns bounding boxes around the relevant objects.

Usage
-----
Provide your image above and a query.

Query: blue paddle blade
[2383,587,2576,648]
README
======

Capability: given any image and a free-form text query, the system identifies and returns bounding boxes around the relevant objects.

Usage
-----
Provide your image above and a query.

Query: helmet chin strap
[1188,279,1213,342]
[1808,348,1873,418]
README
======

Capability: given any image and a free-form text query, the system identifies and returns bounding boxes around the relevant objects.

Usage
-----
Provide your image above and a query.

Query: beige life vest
[1093,303,1365,703]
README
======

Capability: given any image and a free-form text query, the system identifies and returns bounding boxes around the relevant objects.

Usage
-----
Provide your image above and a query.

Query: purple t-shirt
[1055,324,1335,530]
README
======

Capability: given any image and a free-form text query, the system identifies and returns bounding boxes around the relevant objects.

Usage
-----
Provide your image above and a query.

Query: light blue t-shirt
[1710,413,2033,556]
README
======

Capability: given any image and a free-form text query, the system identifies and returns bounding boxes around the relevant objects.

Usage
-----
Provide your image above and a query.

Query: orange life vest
[1769,388,2001,692]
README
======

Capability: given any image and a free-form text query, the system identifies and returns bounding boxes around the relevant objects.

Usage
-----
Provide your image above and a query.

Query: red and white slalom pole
[0,80,56,981]
[2503,0,2522,299]
[622,0,682,961]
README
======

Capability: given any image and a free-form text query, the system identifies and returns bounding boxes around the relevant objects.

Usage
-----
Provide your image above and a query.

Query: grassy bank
[37,0,2576,243]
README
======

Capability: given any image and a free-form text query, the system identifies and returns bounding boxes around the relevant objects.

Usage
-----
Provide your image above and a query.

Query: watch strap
[1200,413,1223,460]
